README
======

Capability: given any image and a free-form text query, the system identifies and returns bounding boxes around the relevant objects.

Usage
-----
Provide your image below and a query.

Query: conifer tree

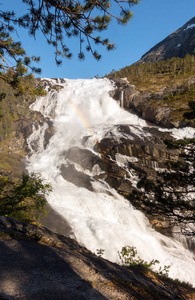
[0,0,140,93]
[129,138,195,236]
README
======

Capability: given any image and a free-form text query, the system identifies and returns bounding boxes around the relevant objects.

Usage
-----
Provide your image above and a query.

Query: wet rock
[65,147,103,171]
[44,120,55,149]
[109,78,130,101]
[60,163,93,191]
[96,127,180,194]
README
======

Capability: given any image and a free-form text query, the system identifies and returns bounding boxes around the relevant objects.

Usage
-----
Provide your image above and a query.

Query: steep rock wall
[111,77,195,128]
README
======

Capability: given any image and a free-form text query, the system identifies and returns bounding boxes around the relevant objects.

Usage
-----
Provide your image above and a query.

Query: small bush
[0,172,52,223]
[96,248,105,257]
[118,246,159,269]
[118,245,170,277]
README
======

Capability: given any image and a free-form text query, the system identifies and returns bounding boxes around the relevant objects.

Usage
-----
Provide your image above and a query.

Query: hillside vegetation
[0,78,45,178]
[106,54,195,92]
[0,77,44,141]
[106,55,195,126]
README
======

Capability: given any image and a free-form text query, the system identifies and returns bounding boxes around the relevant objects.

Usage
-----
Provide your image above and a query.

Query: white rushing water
[27,78,195,286]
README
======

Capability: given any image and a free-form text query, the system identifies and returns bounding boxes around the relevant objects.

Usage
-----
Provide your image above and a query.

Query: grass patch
[0,152,24,177]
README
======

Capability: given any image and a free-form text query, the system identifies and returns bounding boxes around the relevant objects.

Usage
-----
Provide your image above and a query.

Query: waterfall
[120,90,124,108]
[26,78,195,287]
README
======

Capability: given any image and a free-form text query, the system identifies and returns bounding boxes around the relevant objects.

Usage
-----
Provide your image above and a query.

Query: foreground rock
[0,216,194,300]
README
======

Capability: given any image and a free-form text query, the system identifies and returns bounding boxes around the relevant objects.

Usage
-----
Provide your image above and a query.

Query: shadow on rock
[0,239,107,300]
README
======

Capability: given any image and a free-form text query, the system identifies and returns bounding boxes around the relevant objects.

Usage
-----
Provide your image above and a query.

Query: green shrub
[118,245,159,269]
[96,248,105,257]
[0,172,51,223]
[118,245,170,277]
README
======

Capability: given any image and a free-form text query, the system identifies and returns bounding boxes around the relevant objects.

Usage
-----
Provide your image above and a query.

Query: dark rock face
[95,126,179,195]
[59,147,105,190]
[71,126,191,238]
[109,77,130,104]
[43,120,55,149]
[60,126,178,200]
[60,163,94,191]
[40,78,66,92]
[53,126,180,205]
[66,146,102,171]
[137,17,195,64]
[111,78,195,128]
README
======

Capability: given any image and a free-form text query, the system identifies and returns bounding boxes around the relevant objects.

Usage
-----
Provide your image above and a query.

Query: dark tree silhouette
[128,139,195,236]
[0,0,140,92]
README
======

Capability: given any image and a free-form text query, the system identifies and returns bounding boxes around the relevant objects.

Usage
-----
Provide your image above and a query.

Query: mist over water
[27,78,195,286]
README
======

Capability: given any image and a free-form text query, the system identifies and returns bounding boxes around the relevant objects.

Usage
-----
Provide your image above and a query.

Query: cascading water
[27,78,195,286]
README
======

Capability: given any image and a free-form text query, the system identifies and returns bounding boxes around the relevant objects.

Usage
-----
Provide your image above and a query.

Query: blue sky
[2,0,195,79]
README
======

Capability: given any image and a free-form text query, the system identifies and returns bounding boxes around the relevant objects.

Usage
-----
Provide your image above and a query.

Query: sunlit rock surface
[25,78,195,287]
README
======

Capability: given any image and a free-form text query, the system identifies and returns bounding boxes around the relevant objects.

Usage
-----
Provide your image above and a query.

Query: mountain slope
[106,17,195,128]
[137,17,195,64]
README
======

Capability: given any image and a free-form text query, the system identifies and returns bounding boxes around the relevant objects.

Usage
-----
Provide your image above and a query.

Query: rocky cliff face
[137,17,195,64]
[64,121,187,236]
[111,77,195,128]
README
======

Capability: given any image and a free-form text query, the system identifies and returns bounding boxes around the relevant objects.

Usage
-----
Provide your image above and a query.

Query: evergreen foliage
[106,54,195,92]
[127,139,195,236]
[107,55,195,125]
[0,172,51,223]
[0,0,140,92]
